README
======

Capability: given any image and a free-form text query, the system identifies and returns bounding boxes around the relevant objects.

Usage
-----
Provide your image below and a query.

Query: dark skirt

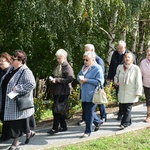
[5,115,36,138]
[144,86,150,106]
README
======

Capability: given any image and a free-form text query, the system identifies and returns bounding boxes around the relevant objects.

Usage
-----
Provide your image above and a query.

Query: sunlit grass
[50,127,150,150]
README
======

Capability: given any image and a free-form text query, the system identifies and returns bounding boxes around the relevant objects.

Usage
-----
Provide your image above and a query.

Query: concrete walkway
[1,104,150,150]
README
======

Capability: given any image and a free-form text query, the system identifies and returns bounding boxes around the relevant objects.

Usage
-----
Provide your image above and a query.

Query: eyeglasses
[83,59,89,62]
[11,57,18,61]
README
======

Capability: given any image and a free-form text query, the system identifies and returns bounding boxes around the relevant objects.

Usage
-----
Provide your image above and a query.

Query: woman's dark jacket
[52,61,74,95]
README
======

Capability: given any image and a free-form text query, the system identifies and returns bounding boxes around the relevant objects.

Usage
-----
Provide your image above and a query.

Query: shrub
[67,85,81,119]
[0,121,2,133]
[104,81,117,103]
[34,94,45,122]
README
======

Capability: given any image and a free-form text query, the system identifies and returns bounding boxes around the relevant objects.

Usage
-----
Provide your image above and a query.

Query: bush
[34,94,46,122]
[104,81,117,103]
[67,85,81,119]
[0,121,2,133]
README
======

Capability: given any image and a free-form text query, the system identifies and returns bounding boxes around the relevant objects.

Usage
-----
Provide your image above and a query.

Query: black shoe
[47,129,58,135]
[0,137,9,143]
[94,122,102,132]
[58,128,67,132]
[78,120,85,126]
[25,131,35,144]
[117,115,122,121]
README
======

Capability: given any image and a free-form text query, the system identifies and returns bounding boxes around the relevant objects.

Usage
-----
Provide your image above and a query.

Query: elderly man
[108,40,136,120]
[78,44,107,126]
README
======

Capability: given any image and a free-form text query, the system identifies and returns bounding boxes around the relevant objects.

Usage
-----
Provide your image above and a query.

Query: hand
[51,78,56,83]
[79,78,87,84]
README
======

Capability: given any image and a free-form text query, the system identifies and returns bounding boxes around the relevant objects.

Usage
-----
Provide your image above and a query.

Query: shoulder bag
[92,84,108,104]
[52,84,69,114]
[15,69,34,111]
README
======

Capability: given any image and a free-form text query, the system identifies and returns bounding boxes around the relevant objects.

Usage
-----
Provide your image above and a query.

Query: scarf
[82,65,91,75]
[52,64,62,77]
[123,64,133,85]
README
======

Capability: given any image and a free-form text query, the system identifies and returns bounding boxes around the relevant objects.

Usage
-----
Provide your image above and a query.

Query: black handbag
[52,99,69,114]
[16,92,34,111]
[15,69,34,111]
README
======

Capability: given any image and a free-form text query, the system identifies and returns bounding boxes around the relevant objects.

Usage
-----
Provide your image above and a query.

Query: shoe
[25,131,35,144]
[47,129,58,135]
[78,120,85,126]
[117,115,122,121]
[58,128,67,132]
[0,136,10,143]
[8,146,20,150]
[94,122,102,132]
[0,137,5,143]
[80,133,90,138]
[102,118,107,123]
[120,125,126,130]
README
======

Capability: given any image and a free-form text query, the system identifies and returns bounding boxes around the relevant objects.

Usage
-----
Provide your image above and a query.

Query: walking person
[77,51,104,137]
[108,40,136,120]
[0,52,11,142]
[114,52,142,129]
[78,44,107,126]
[0,50,36,150]
[47,49,74,135]
[140,47,150,122]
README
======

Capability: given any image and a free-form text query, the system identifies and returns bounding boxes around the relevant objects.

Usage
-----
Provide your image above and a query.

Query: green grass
[50,127,150,150]
[41,109,53,120]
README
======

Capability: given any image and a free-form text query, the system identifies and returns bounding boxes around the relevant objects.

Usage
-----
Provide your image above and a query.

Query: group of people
[0,41,150,149]
[0,50,36,150]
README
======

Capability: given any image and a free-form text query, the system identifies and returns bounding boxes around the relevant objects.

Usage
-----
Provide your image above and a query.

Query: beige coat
[114,64,143,103]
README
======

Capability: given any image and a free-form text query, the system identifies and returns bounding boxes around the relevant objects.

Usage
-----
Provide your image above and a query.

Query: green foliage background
[0,0,149,79]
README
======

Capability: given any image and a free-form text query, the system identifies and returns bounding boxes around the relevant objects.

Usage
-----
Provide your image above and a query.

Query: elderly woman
[0,50,36,150]
[140,47,150,122]
[47,49,74,135]
[0,52,11,142]
[114,52,142,129]
[77,51,104,138]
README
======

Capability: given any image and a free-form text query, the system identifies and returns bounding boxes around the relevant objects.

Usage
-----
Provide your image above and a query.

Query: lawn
[50,127,150,150]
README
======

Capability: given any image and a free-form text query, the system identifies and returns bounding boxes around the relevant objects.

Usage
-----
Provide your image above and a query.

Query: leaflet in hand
[79,75,84,80]
[7,91,19,99]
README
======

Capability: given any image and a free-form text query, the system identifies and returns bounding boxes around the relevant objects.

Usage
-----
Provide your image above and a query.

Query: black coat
[52,61,74,95]
[108,50,136,80]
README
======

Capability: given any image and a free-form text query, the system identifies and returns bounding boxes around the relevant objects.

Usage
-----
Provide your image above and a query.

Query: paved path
[1,104,150,150]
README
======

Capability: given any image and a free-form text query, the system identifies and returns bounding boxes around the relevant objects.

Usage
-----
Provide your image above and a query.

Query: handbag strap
[97,81,103,89]
[15,69,26,86]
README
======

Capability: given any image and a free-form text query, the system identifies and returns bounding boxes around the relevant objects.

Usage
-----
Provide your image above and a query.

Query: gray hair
[84,44,95,52]
[118,40,126,48]
[83,51,96,59]
[55,49,68,58]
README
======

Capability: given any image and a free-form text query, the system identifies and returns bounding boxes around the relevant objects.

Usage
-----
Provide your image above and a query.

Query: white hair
[84,44,95,52]
[83,51,96,59]
[118,40,126,48]
[55,49,68,58]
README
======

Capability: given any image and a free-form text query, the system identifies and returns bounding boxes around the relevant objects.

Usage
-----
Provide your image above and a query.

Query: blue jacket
[77,62,104,102]
[95,55,105,74]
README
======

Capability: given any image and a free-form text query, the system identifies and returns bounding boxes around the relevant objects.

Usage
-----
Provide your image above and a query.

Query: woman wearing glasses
[140,47,150,122]
[77,51,104,138]
[0,50,36,150]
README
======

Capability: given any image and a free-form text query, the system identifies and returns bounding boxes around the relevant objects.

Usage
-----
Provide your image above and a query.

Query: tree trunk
[107,10,118,65]
[138,20,145,54]
[131,16,139,53]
